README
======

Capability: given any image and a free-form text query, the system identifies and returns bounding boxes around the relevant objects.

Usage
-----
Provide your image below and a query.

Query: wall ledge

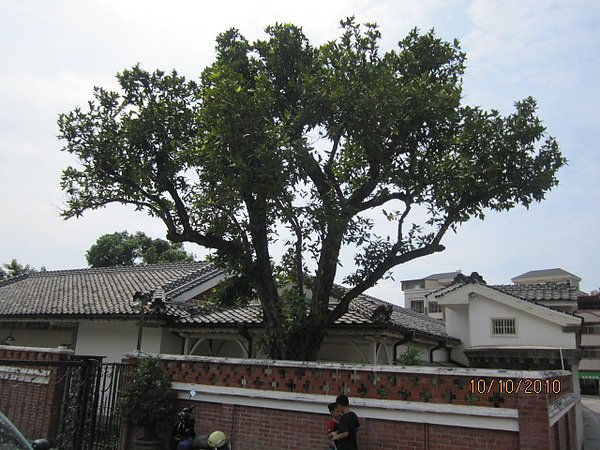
[172,382,519,432]
[131,352,571,379]
[0,344,74,355]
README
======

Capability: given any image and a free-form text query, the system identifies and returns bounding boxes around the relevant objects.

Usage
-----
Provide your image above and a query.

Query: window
[491,318,516,336]
[411,300,424,313]
[583,325,600,334]
[584,349,600,358]
[428,301,442,313]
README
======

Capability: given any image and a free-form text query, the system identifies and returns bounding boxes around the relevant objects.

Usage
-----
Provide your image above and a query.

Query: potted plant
[117,356,178,450]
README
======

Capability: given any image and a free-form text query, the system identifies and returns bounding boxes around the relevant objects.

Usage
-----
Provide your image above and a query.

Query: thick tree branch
[357,190,411,211]
[242,192,284,354]
[330,207,460,322]
[397,204,412,243]
[324,136,344,200]
[298,148,329,197]
[347,163,381,207]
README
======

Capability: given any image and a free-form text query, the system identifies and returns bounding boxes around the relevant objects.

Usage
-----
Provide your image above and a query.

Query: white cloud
[0,0,598,295]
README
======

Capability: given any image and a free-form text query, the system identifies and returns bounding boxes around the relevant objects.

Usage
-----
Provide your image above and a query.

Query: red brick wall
[163,358,529,409]
[154,355,579,450]
[550,406,577,450]
[0,346,71,441]
[185,400,519,450]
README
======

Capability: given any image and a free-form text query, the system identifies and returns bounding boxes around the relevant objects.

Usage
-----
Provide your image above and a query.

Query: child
[330,395,360,450]
[326,402,340,450]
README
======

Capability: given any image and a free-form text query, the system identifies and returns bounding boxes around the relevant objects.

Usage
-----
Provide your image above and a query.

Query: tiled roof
[402,271,461,283]
[178,304,263,325]
[0,263,457,343]
[512,268,580,281]
[0,262,222,317]
[431,281,578,303]
[490,283,578,302]
[349,295,457,342]
[177,293,458,343]
[424,271,462,281]
[577,310,600,325]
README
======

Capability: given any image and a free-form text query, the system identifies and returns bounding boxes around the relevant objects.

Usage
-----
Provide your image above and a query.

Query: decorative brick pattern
[164,359,533,409]
[0,347,71,441]
[158,356,579,450]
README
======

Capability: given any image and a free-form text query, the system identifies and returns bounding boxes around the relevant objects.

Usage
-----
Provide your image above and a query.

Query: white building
[401,271,461,319]
[429,278,582,369]
[512,268,582,289]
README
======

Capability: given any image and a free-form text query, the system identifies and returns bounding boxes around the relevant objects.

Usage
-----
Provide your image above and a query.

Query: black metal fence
[0,357,132,450]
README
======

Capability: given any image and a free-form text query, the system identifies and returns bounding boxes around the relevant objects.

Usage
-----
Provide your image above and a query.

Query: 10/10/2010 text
[469,378,561,395]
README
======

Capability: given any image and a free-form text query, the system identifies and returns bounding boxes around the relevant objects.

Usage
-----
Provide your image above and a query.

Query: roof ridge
[492,281,574,289]
[0,273,30,287]
[20,261,208,277]
[483,284,581,319]
[354,294,447,326]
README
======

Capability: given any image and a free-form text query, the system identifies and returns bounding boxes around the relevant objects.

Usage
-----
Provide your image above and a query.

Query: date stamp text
[469,378,562,395]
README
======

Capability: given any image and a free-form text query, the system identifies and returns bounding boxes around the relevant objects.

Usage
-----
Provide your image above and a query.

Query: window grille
[411,300,424,313]
[491,318,516,335]
[428,301,442,313]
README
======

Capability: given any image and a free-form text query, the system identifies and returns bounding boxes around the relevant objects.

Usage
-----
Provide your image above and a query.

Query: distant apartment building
[492,268,583,314]
[401,271,461,320]
[576,293,600,395]
[403,268,582,318]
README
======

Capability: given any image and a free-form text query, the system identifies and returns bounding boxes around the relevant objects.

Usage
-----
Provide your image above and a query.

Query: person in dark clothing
[326,402,340,450]
[331,395,360,450]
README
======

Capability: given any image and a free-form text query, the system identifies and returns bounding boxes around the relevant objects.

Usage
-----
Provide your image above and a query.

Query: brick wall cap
[171,382,521,432]
[130,352,572,379]
[0,344,74,355]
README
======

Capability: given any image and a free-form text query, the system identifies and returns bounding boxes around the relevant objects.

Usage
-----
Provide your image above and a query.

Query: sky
[0,0,598,305]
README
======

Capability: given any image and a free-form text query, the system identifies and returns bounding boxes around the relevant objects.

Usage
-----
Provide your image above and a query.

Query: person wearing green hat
[207,430,230,450]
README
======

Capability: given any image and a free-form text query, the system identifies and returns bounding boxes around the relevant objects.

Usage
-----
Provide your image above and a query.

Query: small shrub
[117,356,178,440]
[397,346,423,365]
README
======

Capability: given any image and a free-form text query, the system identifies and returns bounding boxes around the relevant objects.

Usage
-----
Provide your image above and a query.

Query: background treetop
[58,18,565,360]
[86,231,195,268]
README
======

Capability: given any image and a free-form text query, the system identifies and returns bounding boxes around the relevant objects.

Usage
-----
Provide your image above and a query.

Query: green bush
[397,346,423,365]
[117,356,178,440]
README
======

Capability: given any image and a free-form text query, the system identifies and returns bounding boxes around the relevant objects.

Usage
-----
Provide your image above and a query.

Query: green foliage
[58,18,565,360]
[1,259,37,278]
[397,346,424,365]
[117,357,178,440]
[86,231,194,267]
[205,274,254,308]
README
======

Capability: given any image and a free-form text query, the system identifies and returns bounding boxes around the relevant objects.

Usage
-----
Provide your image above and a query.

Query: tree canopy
[86,231,194,267]
[58,18,565,360]
[0,259,39,279]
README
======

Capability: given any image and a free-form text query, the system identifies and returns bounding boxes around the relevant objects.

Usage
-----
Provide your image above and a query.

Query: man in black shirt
[331,395,360,450]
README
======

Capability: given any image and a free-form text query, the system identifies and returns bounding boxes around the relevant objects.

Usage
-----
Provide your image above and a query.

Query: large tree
[86,231,194,267]
[58,19,565,360]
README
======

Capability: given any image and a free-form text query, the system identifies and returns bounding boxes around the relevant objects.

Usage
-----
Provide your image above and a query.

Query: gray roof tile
[490,283,578,301]
[423,271,462,281]
[177,292,457,343]
[0,262,220,317]
[512,268,580,281]
[0,263,458,343]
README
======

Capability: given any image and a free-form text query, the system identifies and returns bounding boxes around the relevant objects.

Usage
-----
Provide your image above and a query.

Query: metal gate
[90,362,132,450]
[0,357,132,450]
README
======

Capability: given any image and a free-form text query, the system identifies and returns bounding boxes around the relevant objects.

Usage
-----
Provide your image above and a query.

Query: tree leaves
[58,19,565,360]
[85,231,194,267]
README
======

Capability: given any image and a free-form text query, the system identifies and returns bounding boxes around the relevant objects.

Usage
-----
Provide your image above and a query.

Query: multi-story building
[401,271,461,320]
[404,268,582,319]
[576,293,600,395]
[511,267,583,289]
